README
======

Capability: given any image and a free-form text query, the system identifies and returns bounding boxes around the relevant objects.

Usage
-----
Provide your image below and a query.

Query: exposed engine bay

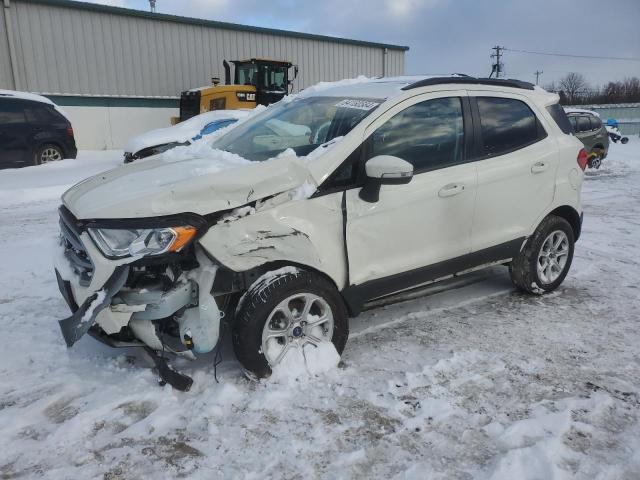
[54,206,243,391]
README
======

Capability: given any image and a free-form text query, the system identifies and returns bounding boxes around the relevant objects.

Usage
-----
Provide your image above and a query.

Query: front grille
[59,207,93,286]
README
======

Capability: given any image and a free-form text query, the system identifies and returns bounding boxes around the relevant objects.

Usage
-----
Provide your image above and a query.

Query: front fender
[198,193,347,289]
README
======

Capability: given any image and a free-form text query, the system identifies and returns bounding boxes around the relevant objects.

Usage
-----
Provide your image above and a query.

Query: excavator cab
[177,59,298,122]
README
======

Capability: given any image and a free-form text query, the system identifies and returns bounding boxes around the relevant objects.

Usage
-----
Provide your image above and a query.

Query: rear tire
[233,268,349,379]
[588,150,603,169]
[34,144,64,165]
[509,215,575,294]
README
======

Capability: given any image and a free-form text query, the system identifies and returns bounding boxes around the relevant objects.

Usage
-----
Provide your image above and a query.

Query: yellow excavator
[174,58,298,123]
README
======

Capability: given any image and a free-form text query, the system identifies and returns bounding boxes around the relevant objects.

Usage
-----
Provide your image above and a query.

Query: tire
[34,144,64,166]
[509,215,575,294]
[233,268,349,379]
[588,149,603,169]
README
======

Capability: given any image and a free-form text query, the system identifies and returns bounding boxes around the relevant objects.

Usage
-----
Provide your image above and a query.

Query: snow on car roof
[298,75,434,100]
[564,108,600,117]
[0,89,70,120]
[299,75,557,102]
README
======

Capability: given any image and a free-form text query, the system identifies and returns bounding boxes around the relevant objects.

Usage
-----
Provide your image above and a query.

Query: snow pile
[269,342,341,384]
[295,75,372,99]
[0,151,122,207]
[288,180,316,200]
[158,140,251,170]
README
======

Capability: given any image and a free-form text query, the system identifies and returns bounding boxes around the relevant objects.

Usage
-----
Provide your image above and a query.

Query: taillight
[577,148,588,171]
[66,126,74,138]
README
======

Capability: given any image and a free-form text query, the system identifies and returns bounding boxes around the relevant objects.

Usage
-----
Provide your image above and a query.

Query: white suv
[55,76,586,389]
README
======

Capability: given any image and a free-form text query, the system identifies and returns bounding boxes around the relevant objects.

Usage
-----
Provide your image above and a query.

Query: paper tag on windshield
[334,99,379,111]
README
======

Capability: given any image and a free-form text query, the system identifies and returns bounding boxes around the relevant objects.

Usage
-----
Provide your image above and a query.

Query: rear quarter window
[546,103,573,134]
[25,102,65,124]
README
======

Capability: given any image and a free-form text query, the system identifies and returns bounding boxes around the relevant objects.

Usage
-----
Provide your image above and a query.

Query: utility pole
[534,70,543,85]
[490,45,504,78]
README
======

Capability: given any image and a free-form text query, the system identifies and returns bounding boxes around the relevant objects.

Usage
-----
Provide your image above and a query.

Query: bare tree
[559,73,588,104]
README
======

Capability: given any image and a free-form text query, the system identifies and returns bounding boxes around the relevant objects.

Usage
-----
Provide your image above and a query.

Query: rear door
[345,92,477,289]
[0,98,31,166]
[468,93,558,253]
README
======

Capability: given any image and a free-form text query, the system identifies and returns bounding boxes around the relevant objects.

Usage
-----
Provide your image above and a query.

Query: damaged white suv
[55,76,586,390]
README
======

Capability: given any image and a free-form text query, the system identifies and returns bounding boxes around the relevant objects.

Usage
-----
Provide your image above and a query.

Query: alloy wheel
[40,147,63,163]
[261,292,334,367]
[537,230,569,284]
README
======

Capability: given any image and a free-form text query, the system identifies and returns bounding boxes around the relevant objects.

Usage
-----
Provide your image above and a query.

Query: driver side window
[369,97,465,173]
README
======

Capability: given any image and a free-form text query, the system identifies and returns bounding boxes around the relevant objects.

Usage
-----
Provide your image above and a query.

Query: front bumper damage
[54,209,223,391]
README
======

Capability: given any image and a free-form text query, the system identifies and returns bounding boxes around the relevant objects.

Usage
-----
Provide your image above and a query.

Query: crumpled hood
[62,153,313,220]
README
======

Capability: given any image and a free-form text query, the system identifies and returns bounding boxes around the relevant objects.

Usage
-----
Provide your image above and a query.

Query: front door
[345,93,477,296]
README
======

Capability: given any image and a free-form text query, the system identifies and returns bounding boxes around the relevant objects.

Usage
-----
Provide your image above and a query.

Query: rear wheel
[233,268,349,379]
[509,215,575,294]
[34,144,64,165]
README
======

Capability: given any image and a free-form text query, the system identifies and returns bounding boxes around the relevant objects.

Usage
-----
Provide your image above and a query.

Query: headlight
[88,226,197,258]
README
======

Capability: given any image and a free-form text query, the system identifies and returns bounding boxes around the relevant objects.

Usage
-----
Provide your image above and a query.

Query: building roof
[20,0,410,52]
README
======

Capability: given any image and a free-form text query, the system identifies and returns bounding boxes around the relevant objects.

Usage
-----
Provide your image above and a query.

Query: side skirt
[342,237,525,315]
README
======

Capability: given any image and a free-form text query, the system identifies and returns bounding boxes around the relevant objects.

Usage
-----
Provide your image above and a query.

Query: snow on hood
[62,149,314,220]
[0,89,70,121]
[122,109,260,154]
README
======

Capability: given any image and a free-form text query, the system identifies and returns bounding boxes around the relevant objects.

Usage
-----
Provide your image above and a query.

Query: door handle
[531,161,548,174]
[438,183,465,198]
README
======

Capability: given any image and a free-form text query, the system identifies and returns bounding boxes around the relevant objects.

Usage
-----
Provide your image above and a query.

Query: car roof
[0,89,70,120]
[300,75,556,104]
[564,108,599,117]
[297,76,431,100]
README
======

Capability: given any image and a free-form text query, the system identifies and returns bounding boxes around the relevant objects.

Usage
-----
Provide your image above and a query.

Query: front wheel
[509,215,575,294]
[232,268,349,379]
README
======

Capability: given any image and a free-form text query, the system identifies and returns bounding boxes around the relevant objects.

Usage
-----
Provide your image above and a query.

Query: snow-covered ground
[1,142,640,479]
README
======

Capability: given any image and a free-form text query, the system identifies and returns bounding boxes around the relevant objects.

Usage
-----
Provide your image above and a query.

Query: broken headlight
[88,226,197,258]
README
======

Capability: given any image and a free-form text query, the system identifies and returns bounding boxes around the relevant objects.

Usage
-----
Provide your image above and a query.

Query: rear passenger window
[477,97,546,157]
[0,100,26,124]
[589,115,602,130]
[369,97,465,172]
[568,116,577,132]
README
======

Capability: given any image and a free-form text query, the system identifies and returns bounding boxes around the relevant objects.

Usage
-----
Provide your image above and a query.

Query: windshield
[212,96,381,161]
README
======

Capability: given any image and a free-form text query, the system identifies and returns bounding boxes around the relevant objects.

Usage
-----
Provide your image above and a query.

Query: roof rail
[402,76,535,91]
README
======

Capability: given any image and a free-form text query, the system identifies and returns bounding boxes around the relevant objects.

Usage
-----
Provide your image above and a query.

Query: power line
[504,47,640,62]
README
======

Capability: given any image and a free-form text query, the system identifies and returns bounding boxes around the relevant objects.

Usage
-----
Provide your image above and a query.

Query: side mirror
[359,155,413,202]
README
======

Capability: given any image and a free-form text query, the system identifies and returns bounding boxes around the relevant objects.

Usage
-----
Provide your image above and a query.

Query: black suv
[0,94,77,168]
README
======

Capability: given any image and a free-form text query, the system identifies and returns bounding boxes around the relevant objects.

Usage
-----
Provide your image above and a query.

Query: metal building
[0,0,407,148]
[0,0,408,101]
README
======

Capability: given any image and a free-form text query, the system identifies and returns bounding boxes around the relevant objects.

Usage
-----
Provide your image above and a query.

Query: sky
[85,0,640,89]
